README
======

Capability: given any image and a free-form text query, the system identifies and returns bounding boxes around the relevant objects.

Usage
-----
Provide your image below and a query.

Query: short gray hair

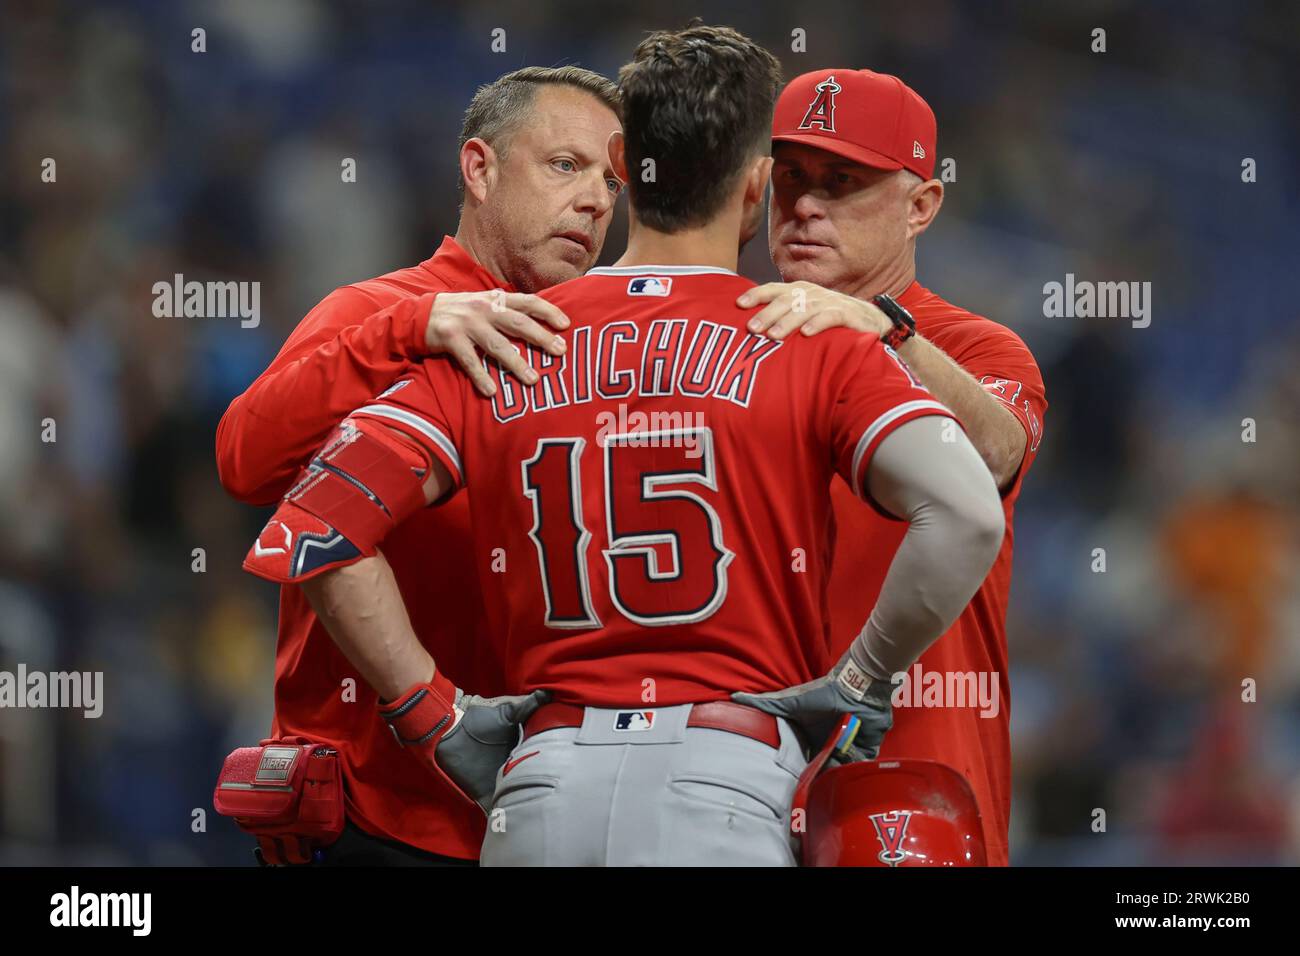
[457,66,620,193]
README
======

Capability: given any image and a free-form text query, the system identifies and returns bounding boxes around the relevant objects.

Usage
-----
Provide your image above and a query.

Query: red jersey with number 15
[355,265,955,706]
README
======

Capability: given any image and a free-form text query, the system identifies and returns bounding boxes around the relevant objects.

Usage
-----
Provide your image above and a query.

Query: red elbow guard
[243,417,431,584]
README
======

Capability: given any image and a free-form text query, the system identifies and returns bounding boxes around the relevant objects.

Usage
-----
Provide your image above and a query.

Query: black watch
[873,293,916,349]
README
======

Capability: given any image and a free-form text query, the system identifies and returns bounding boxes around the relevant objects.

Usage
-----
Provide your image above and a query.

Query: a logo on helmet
[869,810,913,866]
[799,75,842,132]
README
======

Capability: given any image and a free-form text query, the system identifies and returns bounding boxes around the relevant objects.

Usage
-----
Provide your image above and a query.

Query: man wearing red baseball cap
[739,68,1048,866]
[768,69,937,181]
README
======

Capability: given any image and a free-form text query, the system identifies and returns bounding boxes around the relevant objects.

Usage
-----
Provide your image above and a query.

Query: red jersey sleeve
[820,333,958,518]
[346,358,469,497]
[215,285,436,504]
[947,322,1047,498]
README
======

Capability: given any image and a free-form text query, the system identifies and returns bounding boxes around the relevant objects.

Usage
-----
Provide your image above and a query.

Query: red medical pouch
[213,737,345,865]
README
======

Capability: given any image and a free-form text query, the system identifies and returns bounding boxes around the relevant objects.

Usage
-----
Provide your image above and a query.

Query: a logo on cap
[912,140,926,159]
[799,75,841,133]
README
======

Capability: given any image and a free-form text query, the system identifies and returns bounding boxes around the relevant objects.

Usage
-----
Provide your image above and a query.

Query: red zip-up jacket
[216,237,509,860]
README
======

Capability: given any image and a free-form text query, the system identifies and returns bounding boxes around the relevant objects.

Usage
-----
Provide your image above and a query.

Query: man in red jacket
[738,69,1048,865]
[216,65,622,864]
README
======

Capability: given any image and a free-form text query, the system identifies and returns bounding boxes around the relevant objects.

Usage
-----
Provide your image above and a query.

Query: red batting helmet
[793,716,986,867]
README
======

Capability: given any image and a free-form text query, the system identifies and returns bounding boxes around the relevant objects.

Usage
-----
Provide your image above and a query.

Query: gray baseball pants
[480,703,808,866]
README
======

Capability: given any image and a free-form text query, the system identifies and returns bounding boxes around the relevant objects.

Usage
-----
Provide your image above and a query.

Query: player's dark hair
[457,66,621,194]
[617,23,782,233]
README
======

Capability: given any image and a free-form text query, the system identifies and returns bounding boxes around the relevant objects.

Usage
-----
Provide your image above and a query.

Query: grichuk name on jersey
[483,320,784,424]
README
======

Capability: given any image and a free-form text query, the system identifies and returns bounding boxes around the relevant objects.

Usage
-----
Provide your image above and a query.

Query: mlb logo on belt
[627,276,671,297]
[614,710,655,731]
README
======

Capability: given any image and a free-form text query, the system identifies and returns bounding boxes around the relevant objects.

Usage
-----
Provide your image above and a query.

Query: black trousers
[256,821,479,867]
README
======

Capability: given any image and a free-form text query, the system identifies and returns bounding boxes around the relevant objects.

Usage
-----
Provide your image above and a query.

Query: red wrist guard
[378,671,481,812]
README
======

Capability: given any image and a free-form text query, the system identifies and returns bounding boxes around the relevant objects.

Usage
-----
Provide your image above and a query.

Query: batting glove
[437,688,550,811]
[732,647,894,759]
[379,672,549,812]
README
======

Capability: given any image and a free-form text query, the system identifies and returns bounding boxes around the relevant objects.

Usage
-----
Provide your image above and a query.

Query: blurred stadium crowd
[1,0,1297,864]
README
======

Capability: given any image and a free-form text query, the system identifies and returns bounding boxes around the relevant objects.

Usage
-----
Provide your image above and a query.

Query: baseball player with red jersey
[214,66,623,864]
[242,24,1006,866]
[735,69,1049,865]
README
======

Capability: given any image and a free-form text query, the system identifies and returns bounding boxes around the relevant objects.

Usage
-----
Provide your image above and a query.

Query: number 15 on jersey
[521,428,734,629]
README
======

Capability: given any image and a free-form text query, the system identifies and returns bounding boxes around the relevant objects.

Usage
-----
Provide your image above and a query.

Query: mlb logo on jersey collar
[627,276,672,297]
[614,710,656,731]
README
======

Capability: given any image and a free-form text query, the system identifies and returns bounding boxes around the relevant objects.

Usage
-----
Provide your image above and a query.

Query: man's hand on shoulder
[737,281,892,341]
[423,290,571,397]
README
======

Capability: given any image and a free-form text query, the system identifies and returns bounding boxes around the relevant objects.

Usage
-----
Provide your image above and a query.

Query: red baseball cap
[772,69,937,180]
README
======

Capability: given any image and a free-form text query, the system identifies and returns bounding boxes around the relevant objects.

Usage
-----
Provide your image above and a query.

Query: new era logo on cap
[773,68,937,181]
